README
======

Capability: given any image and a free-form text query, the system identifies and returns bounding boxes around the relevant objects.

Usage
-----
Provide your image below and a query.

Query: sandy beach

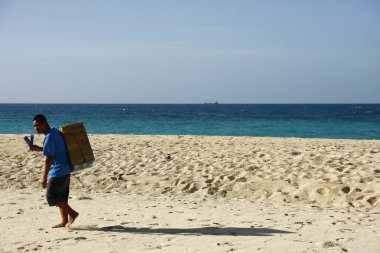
[1,134,379,252]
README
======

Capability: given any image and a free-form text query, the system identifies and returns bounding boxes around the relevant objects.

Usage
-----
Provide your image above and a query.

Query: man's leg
[52,205,69,228]
[56,202,79,227]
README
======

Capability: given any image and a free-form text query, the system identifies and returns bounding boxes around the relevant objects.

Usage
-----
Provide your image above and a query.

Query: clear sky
[0,0,379,103]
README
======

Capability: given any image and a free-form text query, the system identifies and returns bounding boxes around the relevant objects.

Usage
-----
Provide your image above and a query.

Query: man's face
[33,120,47,134]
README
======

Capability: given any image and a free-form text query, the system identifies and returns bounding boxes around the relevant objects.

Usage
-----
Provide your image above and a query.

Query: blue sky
[0,0,379,103]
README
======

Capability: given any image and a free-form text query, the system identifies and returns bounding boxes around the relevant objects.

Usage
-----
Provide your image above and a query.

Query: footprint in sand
[291,151,302,156]
[74,237,87,241]
[367,196,378,205]
[205,178,214,184]
[182,182,198,193]
[235,177,247,182]
[187,185,199,193]
[322,241,340,248]
[341,186,351,194]
[208,187,219,195]
[227,175,236,181]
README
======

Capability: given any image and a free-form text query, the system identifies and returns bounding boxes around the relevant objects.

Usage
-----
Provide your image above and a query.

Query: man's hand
[41,176,47,189]
[32,145,43,152]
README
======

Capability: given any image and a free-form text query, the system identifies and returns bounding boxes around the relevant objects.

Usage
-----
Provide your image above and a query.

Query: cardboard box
[59,122,94,172]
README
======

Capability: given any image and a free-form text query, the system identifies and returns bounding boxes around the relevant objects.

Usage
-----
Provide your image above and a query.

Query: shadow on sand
[71,225,294,237]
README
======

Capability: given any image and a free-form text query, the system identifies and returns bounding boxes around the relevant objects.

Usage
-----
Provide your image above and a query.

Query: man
[32,114,78,228]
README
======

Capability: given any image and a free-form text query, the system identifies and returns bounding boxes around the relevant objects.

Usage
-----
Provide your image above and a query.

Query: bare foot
[52,223,67,228]
[66,212,79,227]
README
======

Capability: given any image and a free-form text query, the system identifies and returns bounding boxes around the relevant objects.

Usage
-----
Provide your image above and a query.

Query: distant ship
[204,101,219,105]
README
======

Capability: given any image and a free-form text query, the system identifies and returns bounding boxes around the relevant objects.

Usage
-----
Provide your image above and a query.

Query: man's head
[33,114,50,134]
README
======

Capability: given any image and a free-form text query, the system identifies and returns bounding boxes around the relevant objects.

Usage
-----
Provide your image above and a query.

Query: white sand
[0,134,379,252]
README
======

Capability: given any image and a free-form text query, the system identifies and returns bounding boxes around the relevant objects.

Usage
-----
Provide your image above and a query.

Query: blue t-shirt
[43,128,71,179]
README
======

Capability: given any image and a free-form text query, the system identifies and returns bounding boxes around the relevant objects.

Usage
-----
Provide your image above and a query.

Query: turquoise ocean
[0,104,379,140]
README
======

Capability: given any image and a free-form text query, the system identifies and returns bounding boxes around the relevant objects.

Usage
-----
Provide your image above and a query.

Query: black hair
[33,114,48,124]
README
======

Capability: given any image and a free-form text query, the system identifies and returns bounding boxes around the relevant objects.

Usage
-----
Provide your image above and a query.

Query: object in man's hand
[23,134,34,149]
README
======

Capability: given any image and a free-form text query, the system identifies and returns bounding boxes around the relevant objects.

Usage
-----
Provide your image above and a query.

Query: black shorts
[46,174,70,206]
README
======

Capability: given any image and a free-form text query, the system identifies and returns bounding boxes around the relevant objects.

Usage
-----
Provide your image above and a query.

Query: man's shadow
[71,225,294,237]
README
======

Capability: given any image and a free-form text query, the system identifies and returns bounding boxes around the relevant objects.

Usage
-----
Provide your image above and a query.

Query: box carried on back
[59,122,94,172]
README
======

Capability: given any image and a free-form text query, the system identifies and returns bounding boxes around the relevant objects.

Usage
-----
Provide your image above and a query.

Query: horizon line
[0,102,379,105]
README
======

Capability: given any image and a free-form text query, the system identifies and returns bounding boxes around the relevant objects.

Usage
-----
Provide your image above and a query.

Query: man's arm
[41,156,52,189]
